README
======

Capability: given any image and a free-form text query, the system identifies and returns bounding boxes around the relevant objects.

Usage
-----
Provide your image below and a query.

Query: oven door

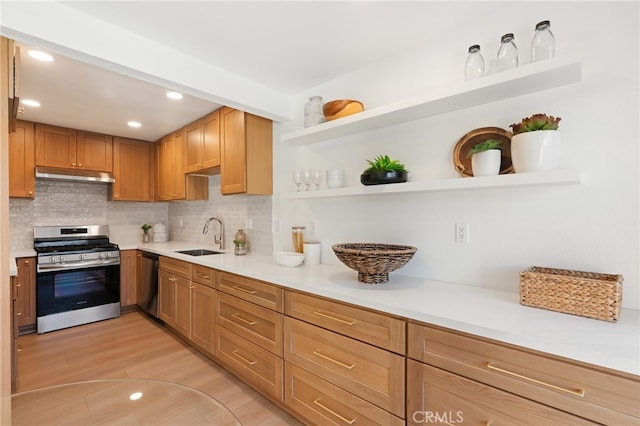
[36,263,120,333]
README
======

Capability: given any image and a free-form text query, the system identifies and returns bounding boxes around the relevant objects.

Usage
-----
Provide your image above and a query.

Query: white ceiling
[14,1,503,141]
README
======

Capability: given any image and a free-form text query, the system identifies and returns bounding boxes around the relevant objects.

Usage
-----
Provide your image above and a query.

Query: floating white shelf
[280,170,581,200]
[282,56,581,145]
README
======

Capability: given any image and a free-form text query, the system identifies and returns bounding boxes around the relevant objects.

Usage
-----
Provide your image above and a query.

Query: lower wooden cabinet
[190,282,216,353]
[15,257,36,331]
[285,363,404,426]
[407,360,597,426]
[119,250,137,307]
[284,316,405,418]
[408,322,640,425]
[216,326,283,401]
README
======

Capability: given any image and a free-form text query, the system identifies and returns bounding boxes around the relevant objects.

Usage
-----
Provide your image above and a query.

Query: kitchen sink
[175,249,224,256]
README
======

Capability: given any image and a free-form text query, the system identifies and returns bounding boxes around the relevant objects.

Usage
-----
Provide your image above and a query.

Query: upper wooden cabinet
[185,109,221,174]
[110,137,152,202]
[9,120,35,198]
[220,107,273,195]
[157,130,208,201]
[35,123,113,172]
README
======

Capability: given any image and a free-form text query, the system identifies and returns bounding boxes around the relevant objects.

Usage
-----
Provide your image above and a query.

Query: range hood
[35,166,115,183]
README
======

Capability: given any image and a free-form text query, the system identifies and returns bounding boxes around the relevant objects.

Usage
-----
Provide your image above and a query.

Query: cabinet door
[156,135,173,201]
[119,250,137,307]
[9,120,35,198]
[158,269,175,324]
[76,130,113,172]
[173,275,191,337]
[16,257,36,328]
[220,107,247,194]
[407,360,598,426]
[35,123,77,168]
[184,119,203,173]
[111,137,151,201]
[201,109,220,170]
[191,282,216,354]
[172,130,186,199]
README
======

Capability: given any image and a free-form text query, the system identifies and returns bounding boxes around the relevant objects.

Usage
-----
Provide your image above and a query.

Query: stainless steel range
[34,225,121,334]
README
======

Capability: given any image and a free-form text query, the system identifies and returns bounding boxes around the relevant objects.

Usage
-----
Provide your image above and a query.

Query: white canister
[153,223,168,242]
[326,169,345,188]
[303,241,321,265]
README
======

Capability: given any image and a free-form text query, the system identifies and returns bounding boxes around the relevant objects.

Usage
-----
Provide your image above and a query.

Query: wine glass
[301,168,311,191]
[292,169,303,192]
[311,168,324,190]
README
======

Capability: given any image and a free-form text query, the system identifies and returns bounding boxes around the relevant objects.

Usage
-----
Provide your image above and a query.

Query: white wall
[275,2,640,309]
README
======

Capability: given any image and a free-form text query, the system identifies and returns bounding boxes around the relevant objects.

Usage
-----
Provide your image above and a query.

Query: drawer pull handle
[231,350,256,366]
[313,398,355,425]
[313,310,355,325]
[232,285,257,295]
[486,363,585,397]
[196,273,210,279]
[16,310,22,316]
[232,313,256,326]
[16,282,21,287]
[312,350,355,370]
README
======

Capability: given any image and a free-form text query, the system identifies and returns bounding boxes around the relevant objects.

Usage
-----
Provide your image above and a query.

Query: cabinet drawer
[408,322,640,425]
[159,256,191,279]
[285,291,405,354]
[191,264,216,288]
[407,360,597,426]
[285,363,404,426]
[284,317,404,417]
[217,292,283,356]
[216,327,283,402]
[217,271,283,312]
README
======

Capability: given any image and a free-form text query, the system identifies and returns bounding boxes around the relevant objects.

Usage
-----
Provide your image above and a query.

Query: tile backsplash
[9,176,273,255]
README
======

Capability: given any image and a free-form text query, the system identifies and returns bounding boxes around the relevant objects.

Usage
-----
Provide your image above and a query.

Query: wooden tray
[453,127,513,177]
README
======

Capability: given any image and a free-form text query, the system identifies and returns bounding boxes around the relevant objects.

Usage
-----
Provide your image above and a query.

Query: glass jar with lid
[497,33,519,71]
[233,229,247,255]
[464,44,485,80]
[530,20,556,62]
[291,226,306,253]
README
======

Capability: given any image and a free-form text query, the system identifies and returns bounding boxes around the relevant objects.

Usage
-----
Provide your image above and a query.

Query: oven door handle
[37,258,120,273]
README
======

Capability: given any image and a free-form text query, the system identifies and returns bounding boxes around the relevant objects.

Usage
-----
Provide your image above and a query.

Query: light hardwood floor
[15,311,304,426]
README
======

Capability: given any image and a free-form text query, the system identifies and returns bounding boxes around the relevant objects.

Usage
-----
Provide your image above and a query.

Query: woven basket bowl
[332,243,417,284]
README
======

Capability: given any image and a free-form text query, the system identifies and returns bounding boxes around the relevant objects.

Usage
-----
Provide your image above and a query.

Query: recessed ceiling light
[127,121,142,128]
[27,50,54,62]
[21,99,41,107]
[166,91,183,100]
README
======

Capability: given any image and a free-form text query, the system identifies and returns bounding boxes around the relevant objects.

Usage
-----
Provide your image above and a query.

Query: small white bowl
[273,251,305,267]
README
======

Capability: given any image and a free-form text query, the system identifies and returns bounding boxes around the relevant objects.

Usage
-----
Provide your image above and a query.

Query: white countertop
[128,241,640,377]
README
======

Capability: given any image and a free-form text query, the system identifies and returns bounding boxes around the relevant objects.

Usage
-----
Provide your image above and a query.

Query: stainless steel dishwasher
[139,251,159,318]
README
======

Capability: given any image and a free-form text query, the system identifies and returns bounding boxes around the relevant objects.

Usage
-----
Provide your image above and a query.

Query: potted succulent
[141,223,152,243]
[509,113,562,173]
[360,154,409,185]
[467,139,503,176]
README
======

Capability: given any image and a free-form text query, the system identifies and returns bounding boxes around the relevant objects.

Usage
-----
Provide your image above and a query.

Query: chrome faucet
[202,217,224,250]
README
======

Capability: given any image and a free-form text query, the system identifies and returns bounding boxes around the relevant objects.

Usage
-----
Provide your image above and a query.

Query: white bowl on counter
[273,251,305,267]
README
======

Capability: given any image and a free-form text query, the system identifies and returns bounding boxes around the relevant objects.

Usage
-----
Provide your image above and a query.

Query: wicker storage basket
[332,243,417,284]
[519,266,623,322]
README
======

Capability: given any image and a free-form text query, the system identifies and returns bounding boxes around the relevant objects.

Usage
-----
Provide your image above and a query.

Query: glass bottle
[464,44,485,80]
[304,96,325,128]
[291,226,305,253]
[497,33,518,71]
[234,229,247,255]
[530,20,556,62]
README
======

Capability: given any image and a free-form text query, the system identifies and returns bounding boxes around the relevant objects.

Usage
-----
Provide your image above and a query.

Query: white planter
[471,149,501,176]
[510,130,561,173]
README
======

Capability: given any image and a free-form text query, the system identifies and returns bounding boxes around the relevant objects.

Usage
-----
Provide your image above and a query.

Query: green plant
[363,154,408,173]
[510,113,561,134]
[467,139,503,157]
[141,223,152,234]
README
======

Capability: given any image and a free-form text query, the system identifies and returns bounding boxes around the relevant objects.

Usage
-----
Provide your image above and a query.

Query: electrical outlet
[455,223,469,243]
[245,218,253,230]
